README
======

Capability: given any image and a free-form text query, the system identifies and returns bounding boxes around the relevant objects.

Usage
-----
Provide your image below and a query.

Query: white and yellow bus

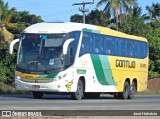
[10,22,148,100]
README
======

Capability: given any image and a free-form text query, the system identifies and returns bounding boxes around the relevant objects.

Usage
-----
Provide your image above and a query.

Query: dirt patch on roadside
[148,76,160,90]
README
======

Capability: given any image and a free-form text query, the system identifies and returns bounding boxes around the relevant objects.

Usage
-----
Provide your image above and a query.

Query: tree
[146,21,160,76]
[0,49,16,84]
[7,10,44,38]
[0,1,14,24]
[96,0,136,30]
[0,0,44,87]
[96,0,119,30]
[129,6,142,17]
[146,3,160,22]
[0,0,14,45]
[70,10,110,27]
[87,10,110,26]
[10,11,44,26]
[119,16,150,36]
[70,14,83,23]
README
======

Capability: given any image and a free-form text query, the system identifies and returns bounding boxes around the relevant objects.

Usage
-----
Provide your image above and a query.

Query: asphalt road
[0,94,160,110]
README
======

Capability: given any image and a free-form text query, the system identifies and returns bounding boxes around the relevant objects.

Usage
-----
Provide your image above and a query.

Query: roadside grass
[0,82,31,94]
[137,89,160,95]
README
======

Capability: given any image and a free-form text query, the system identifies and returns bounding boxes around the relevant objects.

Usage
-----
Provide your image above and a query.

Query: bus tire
[84,93,101,99]
[71,80,84,100]
[128,82,136,99]
[32,91,44,99]
[119,81,130,99]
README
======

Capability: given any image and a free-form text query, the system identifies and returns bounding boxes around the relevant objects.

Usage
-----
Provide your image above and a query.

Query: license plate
[32,85,40,89]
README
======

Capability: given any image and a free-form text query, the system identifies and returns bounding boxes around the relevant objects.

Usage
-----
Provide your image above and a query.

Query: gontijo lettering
[116,60,136,68]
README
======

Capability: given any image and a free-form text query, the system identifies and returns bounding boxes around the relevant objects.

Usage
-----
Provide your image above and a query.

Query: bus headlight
[53,73,67,81]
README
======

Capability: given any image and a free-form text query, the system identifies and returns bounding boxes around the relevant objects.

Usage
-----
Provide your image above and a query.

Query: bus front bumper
[15,78,74,92]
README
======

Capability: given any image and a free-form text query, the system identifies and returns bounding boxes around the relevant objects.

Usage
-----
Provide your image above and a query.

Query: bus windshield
[17,33,66,73]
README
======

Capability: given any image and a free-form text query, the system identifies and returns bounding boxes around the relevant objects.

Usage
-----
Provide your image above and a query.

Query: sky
[3,0,160,22]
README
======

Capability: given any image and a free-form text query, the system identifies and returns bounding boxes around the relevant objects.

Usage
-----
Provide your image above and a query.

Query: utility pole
[72,0,94,23]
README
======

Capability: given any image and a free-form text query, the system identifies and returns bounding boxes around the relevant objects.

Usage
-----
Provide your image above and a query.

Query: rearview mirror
[63,38,74,55]
[9,39,20,54]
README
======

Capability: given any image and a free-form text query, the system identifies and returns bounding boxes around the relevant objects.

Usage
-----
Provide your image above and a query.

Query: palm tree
[96,0,136,30]
[146,3,160,22]
[0,0,14,45]
[129,6,142,17]
[96,0,119,30]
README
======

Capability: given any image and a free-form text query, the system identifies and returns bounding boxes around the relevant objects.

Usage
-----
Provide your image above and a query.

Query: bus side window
[130,41,135,57]
[93,34,99,54]
[121,39,125,57]
[68,31,80,59]
[79,32,93,56]
[135,41,140,58]
[70,47,73,64]
[88,33,93,53]
[144,43,148,58]
[104,36,114,55]
[99,36,104,54]
[125,40,129,57]
[115,38,122,56]
[94,36,103,54]
[104,36,110,55]
[134,41,147,59]
[80,43,85,55]
[140,42,147,58]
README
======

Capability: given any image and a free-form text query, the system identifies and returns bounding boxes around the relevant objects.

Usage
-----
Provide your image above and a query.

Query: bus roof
[23,22,147,42]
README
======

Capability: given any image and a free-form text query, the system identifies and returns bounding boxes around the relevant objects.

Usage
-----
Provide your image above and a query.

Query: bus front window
[17,34,66,73]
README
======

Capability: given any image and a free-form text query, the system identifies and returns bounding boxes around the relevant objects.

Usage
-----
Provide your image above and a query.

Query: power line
[72,0,94,23]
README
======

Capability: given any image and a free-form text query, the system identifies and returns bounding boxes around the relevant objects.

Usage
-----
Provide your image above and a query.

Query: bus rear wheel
[32,91,44,99]
[84,93,101,99]
[119,81,130,99]
[128,82,136,99]
[71,80,84,100]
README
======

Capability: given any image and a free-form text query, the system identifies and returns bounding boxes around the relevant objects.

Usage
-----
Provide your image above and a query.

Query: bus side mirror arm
[63,38,74,55]
[9,39,20,54]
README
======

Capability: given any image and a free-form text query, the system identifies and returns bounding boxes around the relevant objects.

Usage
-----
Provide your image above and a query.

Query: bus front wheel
[71,80,84,100]
[32,91,44,99]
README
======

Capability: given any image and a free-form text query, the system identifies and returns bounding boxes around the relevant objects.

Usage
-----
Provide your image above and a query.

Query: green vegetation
[0,0,159,94]
[96,0,136,30]
[71,10,110,27]
[0,0,43,93]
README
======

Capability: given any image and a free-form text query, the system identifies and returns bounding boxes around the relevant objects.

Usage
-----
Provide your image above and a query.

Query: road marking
[1,104,160,110]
